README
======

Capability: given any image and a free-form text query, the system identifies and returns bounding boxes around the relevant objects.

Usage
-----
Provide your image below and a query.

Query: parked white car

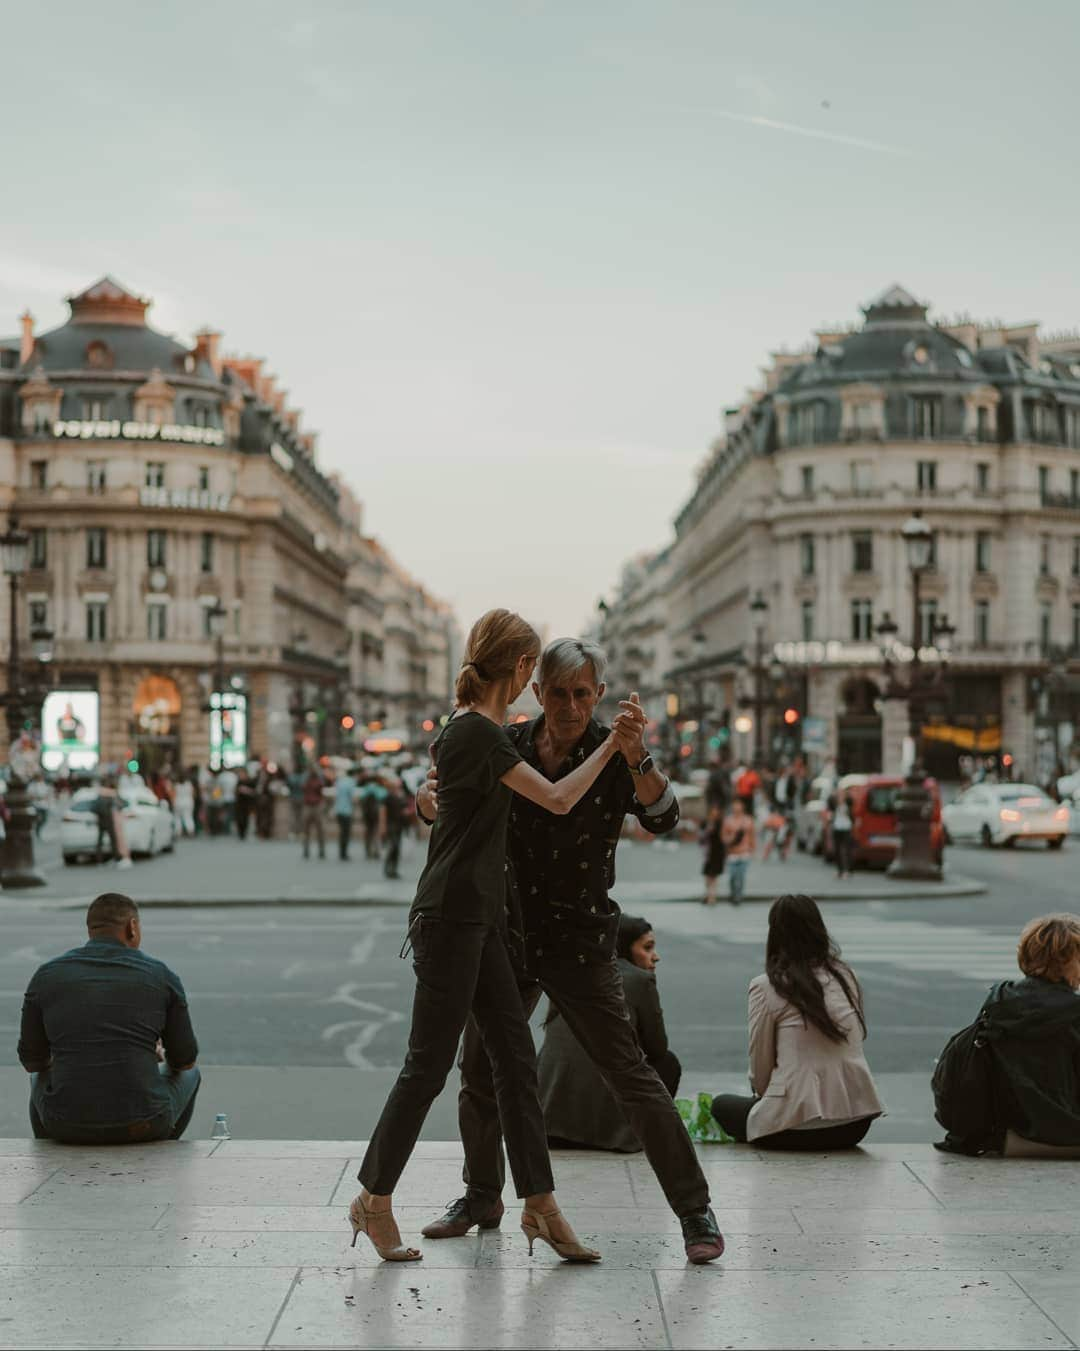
[61,786,176,864]
[942,783,1069,849]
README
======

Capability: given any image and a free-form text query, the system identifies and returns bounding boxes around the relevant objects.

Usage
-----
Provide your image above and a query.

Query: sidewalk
[0,1137,1075,1349]
[2,833,985,909]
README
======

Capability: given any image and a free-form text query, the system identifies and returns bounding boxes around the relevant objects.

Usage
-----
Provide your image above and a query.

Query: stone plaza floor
[1,1137,1077,1350]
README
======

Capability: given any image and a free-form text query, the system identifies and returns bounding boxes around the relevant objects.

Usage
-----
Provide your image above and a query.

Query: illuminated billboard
[209,691,247,770]
[41,690,100,772]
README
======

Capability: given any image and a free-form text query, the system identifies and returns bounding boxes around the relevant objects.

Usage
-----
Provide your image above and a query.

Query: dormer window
[792,402,825,446]
[84,340,113,370]
[82,397,109,421]
[911,396,941,439]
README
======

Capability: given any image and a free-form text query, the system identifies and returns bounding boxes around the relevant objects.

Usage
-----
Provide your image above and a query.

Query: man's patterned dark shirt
[504,715,680,970]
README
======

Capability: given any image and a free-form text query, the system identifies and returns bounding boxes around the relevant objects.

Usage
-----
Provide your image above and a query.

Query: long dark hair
[765,894,866,1043]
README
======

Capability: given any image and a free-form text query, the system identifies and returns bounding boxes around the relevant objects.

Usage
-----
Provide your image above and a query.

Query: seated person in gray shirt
[18,892,200,1144]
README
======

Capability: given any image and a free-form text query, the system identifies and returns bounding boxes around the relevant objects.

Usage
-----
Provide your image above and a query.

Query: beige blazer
[746,968,884,1141]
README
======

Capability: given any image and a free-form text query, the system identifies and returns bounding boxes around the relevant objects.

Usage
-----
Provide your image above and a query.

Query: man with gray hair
[418,637,724,1264]
[18,892,200,1144]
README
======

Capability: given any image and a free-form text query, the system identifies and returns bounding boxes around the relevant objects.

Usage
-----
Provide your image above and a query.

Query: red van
[825,775,945,869]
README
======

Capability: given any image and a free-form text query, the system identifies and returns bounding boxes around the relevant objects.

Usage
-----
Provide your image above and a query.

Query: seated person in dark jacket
[941,913,1080,1158]
[18,892,201,1144]
[537,915,680,1152]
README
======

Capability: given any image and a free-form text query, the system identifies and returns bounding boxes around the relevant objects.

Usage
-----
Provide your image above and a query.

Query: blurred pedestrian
[93,777,132,870]
[831,791,854,880]
[174,772,196,837]
[218,764,238,835]
[359,775,387,859]
[734,763,761,812]
[301,767,326,860]
[721,797,755,905]
[28,776,49,839]
[334,769,358,861]
[382,775,408,879]
[234,767,256,841]
[254,764,275,839]
[701,804,725,906]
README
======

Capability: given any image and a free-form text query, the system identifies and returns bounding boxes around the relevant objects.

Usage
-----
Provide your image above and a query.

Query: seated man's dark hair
[86,892,139,932]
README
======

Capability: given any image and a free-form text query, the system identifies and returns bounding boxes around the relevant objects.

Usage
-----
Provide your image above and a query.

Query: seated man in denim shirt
[18,892,201,1144]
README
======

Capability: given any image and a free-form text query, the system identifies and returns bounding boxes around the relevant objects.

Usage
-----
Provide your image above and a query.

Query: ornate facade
[599,286,1080,782]
[0,277,457,771]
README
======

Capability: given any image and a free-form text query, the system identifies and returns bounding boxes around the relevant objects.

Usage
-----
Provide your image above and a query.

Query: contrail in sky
[712,109,914,157]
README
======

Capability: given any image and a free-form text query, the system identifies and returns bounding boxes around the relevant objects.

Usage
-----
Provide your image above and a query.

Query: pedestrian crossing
[657,905,1019,983]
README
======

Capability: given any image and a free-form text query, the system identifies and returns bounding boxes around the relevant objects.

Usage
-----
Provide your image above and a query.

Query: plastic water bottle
[211,1112,231,1141]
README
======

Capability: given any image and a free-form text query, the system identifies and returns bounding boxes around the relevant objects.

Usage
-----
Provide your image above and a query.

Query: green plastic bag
[676,1092,734,1144]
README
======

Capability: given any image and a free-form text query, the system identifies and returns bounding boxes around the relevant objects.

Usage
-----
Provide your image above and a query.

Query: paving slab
[1,1139,1078,1351]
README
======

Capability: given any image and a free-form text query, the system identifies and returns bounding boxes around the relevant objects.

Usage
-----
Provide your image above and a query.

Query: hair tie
[462,659,490,681]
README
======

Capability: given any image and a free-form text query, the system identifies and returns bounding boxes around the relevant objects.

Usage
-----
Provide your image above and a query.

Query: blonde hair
[1017,913,1080,984]
[455,609,541,707]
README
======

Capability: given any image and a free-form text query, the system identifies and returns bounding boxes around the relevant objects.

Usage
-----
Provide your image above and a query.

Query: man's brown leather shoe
[421,1195,505,1239]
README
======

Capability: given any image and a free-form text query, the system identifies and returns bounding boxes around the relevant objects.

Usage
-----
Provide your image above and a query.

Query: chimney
[285,409,300,431]
[302,432,318,457]
[19,311,34,366]
[272,388,287,416]
[259,373,276,406]
[194,328,223,378]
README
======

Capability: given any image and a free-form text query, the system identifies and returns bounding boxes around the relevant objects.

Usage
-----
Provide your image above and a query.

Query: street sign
[801,715,827,753]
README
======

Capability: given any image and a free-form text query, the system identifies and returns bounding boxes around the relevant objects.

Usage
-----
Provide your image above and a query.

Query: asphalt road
[0,830,1073,1141]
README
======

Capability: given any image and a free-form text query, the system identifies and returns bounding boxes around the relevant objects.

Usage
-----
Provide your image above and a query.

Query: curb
[1,878,987,910]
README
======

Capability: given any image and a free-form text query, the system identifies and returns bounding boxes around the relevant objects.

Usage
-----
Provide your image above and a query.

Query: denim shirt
[17,937,198,1126]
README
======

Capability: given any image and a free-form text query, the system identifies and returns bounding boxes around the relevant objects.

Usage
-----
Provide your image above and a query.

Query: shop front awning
[922,722,1001,752]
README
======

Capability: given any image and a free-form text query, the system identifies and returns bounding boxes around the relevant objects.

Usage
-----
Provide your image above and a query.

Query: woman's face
[629,930,659,971]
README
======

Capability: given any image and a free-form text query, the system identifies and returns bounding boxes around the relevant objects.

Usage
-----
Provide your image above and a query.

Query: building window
[31,404,51,434]
[1073,537,1080,577]
[82,397,109,421]
[975,531,991,574]
[976,406,992,442]
[852,531,874,573]
[799,533,815,576]
[975,600,990,648]
[793,403,824,446]
[1040,602,1053,654]
[192,405,210,428]
[198,465,210,492]
[28,599,47,630]
[918,598,939,645]
[1033,402,1060,444]
[86,601,107,642]
[850,598,874,641]
[1040,534,1051,576]
[926,531,939,570]
[1067,408,1080,450]
[800,465,814,496]
[86,527,107,570]
[850,460,873,495]
[200,532,214,573]
[147,529,166,568]
[1039,465,1050,500]
[801,601,814,641]
[1073,604,1080,654]
[851,403,876,436]
[147,603,167,641]
[912,397,941,439]
[975,461,990,494]
[30,460,47,489]
[86,461,107,493]
[29,529,47,570]
[916,459,938,492]
[145,461,166,489]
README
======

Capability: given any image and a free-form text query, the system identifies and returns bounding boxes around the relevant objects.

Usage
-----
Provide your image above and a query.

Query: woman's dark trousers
[358,918,553,1199]
[458,960,709,1217]
[711,1093,873,1150]
[833,829,853,875]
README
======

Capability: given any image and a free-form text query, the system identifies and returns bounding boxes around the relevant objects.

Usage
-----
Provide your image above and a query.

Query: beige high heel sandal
[520,1206,601,1263]
[348,1195,422,1262]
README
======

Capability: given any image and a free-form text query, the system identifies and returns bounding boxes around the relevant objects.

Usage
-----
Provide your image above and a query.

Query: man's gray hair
[538,637,608,690]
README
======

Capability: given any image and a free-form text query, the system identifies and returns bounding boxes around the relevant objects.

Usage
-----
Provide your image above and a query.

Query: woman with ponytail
[350,608,638,1263]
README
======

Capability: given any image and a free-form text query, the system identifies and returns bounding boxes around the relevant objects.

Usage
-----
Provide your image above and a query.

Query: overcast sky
[2,0,1078,637]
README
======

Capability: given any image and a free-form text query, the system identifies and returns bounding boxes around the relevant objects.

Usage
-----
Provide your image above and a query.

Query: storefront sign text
[53,419,226,446]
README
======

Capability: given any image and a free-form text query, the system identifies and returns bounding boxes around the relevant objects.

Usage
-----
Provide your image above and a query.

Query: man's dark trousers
[459,959,709,1217]
[29,1065,202,1144]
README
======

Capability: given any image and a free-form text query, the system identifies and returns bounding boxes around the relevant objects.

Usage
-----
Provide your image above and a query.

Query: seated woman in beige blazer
[712,893,883,1150]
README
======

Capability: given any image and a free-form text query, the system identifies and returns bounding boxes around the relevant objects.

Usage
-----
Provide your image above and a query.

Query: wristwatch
[629,753,654,777]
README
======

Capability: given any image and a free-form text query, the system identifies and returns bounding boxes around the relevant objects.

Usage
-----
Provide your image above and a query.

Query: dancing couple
[349,610,725,1267]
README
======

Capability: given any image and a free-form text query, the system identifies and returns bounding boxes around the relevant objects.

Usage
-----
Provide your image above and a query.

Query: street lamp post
[692,629,707,766]
[206,600,227,768]
[750,591,769,767]
[1,516,46,888]
[876,511,956,881]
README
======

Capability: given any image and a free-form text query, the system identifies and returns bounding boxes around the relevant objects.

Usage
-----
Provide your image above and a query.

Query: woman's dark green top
[410,711,523,926]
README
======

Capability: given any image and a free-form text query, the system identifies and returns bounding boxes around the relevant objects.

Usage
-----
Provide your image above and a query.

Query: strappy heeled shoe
[348,1195,422,1262]
[520,1206,601,1263]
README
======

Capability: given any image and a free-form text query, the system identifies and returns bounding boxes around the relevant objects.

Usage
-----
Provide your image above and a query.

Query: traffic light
[341,714,356,731]
[422,719,435,733]
[783,707,800,726]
